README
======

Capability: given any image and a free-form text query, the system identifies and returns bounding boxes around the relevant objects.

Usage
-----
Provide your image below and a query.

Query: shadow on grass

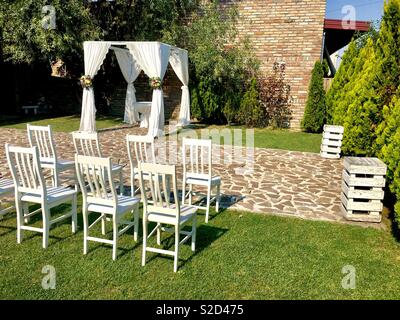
[144,223,228,270]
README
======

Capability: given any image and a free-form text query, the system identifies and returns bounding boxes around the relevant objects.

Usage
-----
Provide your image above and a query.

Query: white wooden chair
[5,144,77,248]
[75,154,140,260]
[0,178,14,219]
[182,138,221,223]
[138,162,197,273]
[72,131,124,195]
[27,124,75,187]
[126,134,156,196]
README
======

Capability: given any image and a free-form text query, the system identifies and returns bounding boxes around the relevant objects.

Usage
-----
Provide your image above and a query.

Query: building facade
[221,0,327,129]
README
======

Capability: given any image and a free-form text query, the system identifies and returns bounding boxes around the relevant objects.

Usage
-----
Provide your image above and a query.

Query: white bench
[22,105,39,115]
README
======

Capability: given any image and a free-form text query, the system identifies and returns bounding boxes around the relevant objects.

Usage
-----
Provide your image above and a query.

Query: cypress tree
[340,39,378,156]
[326,40,360,124]
[301,61,326,133]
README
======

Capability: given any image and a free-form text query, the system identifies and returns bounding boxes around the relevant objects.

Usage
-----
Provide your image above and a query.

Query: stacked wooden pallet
[320,125,344,159]
[341,157,387,223]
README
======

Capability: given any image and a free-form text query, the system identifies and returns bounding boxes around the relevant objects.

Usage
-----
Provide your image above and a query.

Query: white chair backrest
[27,124,57,163]
[72,131,102,157]
[126,135,156,168]
[75,154,117,207]
[6,144,46,196]
[138,162,179,220]
[182,138,212,179]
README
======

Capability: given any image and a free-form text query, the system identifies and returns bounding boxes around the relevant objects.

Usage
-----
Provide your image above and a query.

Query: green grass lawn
[175,125,322,153]
[0,115,123,133]
[1,201,400,300]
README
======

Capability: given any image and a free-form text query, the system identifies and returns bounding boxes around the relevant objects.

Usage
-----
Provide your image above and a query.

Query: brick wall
[221,0,326,129]
[110,0,326,128]
[109,66,182,122]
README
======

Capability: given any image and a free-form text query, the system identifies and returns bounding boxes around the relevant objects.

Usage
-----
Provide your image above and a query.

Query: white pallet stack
[320,125,344,159]
[341,157,387,223]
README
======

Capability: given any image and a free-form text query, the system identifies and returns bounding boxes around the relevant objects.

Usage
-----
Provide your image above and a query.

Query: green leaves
[301,61,326,133]
[185,3,258,123]
[327,0,400,224]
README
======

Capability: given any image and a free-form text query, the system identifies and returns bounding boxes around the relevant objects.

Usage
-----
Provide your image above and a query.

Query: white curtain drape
[127,42,171,137]
[79,41,111,132]
[169,49,190,126]
[114,49,142,124]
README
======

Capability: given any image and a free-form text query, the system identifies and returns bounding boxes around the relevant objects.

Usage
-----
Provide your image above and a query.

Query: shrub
[301,61,326,133]
[184,3,259,123]
[328,0,400,225]
[259,63,292,128]
[237,78,264,127]
[376,93,400,223]
[326,40,361,124]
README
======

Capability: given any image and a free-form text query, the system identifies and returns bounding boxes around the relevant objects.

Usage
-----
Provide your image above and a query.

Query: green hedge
[301,61,326,133]
[327,0,400,224]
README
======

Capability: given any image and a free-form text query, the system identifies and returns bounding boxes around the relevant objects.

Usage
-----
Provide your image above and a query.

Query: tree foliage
[327,0,400,224]
[185,2,259,123]
[1,0,100,71]
[301,61,326,133]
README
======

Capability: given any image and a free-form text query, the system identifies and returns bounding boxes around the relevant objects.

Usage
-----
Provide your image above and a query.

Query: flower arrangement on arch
[149,77,162,90]
[80,75,93,89]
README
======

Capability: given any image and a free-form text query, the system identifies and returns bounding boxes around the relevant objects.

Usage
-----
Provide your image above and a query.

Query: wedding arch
[79,41,191,137]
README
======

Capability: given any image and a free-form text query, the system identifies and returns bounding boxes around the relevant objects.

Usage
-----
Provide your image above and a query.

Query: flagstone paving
[0,126,382,228]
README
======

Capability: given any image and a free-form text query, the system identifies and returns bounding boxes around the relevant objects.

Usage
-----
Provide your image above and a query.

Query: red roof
[324,19,370,32]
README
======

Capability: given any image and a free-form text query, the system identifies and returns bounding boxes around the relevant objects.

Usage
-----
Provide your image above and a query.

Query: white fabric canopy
[79,41,190,137]
[169,49,190,126]
[127,42,171,137]
[79,42,111,132]
[114,49,142,124]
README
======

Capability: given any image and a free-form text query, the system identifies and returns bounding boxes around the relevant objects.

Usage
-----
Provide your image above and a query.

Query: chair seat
[0,179,14,195]
[88,195,139,215]
[147,205,197,225]
[41,159,75,170]
[185,175,221,186]
[21,187,76,204]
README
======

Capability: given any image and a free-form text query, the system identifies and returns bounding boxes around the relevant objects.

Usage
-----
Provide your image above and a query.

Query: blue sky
[326,0,385,22]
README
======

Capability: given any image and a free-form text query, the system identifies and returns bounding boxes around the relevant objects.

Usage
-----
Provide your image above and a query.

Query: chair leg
[133,204,139,242]
[142,217,148,267]
[42,207,50,249]
[101,213,106,235]
[189,184,193,206]
[182,178,186,205]
[71,194,77,234]
[131,175,134,197]
[112,216,118,261]
[83,206,89,255]
[157,223,161,246]
[216,183,221,213]
[174,225,180,273]
[205,183,211,223]
[119,170,124,196]
[15,198,24,244]
[23,202,30,224]
[191,214,197,252]
[53,167,60,188]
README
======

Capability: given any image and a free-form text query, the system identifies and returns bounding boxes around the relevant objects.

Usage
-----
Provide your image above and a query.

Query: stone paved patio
[0,126,382,228]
